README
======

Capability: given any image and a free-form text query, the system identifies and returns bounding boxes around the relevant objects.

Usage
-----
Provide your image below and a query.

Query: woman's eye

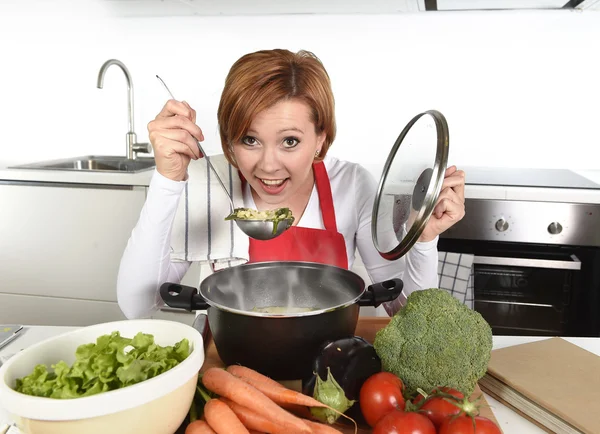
[242,136,257,146]
[283,137,300,148]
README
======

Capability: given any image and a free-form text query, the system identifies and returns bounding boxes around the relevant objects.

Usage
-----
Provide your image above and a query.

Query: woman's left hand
[419,166,466,242]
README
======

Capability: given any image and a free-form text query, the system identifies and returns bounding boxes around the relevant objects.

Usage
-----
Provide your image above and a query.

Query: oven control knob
[495,218,509,232]
[548,222,563,235]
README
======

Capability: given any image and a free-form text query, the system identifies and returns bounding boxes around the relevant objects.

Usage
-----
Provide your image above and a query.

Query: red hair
[217,49,336,167]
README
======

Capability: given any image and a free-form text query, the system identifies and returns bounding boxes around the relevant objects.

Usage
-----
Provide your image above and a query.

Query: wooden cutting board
[200,317,500,433]
[481,337,600,434]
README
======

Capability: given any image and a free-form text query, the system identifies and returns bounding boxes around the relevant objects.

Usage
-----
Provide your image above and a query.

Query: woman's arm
[116,97,207,319]
[116,170,192,319]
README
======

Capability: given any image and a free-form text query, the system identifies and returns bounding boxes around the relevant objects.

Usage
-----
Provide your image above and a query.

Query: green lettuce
[14,331,190,399]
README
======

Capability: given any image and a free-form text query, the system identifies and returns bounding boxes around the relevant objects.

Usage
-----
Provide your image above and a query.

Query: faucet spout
[97,59,151,160]
[97,59,134,134]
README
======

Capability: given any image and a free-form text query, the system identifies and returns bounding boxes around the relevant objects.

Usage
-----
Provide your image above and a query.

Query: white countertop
[2,326,599,433]
[2,162,600,204]
[0,165,155,187]
[465,177,600,204]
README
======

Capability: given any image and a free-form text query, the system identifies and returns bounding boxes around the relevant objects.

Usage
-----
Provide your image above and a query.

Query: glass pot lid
[371,110,449,261]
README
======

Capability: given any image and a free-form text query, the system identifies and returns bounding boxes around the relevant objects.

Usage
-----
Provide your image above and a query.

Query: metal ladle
[155,75,294,241]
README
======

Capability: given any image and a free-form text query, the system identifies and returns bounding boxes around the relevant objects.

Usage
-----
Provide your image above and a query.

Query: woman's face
[232,99,326,207]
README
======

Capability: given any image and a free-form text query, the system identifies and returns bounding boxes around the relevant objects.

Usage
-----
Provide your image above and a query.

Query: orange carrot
[225,365,357,433]
[226,368,313,418]
[223,398,340,434]
[304,419,345,434]
[185,420,217,434]
[280,403,314,419]
[227,365,286,390]
[204,398,250,434]
[221,398,286,433]
[202,367,311,434]
[226,365,327,409]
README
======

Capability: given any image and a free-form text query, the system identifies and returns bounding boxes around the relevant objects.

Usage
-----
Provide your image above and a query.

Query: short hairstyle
[217,49,336,167]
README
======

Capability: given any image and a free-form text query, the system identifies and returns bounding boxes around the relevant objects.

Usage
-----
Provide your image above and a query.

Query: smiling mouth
[259,178,287,186]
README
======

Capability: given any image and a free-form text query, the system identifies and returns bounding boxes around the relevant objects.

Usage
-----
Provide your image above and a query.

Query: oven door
[438,239,583,336]
[473,252,580,336]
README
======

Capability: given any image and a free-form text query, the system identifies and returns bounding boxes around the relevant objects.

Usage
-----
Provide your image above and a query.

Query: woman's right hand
[147,99,205,181]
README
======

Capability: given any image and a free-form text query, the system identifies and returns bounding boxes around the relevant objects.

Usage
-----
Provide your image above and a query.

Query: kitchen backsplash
[1,1,599,170]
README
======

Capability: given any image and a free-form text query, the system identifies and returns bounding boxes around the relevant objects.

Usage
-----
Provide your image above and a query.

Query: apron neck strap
[313,161,338,232]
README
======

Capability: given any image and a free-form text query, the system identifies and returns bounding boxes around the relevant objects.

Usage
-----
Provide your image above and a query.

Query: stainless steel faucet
[97,59,151,160]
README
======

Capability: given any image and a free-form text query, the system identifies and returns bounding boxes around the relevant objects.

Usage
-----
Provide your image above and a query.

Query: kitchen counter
[2,325,599,433]
[465,168,600,204]
[0,164,155,187]
[2,163,600,204]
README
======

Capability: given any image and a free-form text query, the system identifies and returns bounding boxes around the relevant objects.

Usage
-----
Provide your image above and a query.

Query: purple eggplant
[302,336,382,424]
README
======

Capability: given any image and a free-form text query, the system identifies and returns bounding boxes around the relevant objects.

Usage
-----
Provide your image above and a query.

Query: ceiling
[100,0,600,16]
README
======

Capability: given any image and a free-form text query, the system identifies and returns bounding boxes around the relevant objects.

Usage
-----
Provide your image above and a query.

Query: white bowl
[0,319,205,434]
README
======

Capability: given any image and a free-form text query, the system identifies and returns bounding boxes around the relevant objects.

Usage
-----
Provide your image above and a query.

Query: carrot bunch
[185,365,356,434]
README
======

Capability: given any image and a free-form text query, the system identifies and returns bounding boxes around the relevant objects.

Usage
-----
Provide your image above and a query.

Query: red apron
[246,161,348,269]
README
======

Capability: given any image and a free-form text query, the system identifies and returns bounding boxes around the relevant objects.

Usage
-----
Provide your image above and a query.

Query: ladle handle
[196,140,236,212]
[156,75,236,212]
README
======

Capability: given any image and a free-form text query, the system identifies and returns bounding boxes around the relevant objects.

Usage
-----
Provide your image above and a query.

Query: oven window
[474,265,572,336]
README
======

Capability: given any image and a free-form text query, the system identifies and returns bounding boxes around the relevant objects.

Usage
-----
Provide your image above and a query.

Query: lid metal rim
[372,110,450,260]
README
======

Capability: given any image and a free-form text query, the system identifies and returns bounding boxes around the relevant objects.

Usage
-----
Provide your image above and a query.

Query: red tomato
[439,415,502,434]
[413,387,464,429]
[359,372,406,427]
[373,410,437,434]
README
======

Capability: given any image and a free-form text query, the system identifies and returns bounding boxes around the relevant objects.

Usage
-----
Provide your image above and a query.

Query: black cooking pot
[160,261,402,380]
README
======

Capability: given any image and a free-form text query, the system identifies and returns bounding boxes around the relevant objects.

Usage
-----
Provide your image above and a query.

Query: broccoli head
[373,288,492,398]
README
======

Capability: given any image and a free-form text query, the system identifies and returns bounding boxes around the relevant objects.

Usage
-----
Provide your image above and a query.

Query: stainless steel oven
[437,172,600,337]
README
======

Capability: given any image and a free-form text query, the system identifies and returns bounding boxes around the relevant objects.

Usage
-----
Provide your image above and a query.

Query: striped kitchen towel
[170,154,249,270]
[437,251,474,309]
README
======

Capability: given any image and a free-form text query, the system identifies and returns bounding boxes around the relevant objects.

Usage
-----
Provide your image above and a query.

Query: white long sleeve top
[116,154,439,319]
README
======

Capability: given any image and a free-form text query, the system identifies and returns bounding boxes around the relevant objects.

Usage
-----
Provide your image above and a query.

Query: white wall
[1,1,599,172]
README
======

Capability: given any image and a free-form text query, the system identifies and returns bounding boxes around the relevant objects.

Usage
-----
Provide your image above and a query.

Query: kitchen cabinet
[0,181,149,326]
[0,179,199,327]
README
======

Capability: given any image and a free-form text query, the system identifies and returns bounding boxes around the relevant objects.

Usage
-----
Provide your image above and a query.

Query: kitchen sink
[10,155,156,173]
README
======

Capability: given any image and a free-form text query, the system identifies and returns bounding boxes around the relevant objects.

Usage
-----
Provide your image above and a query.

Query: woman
[116,49,466,319]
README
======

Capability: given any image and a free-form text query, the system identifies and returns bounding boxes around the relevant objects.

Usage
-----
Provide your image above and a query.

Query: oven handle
[473,254,581,270]
[475,300,555,308]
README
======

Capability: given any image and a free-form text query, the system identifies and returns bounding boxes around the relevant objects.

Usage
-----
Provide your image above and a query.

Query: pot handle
[159,282,210,311]
[358,278,404,307]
